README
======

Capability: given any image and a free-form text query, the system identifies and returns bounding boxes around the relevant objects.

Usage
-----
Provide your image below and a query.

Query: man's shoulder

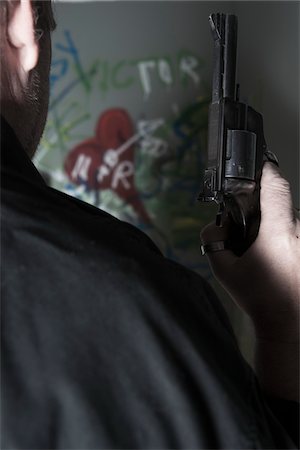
[2,174,160,253]
[2,173,295,450]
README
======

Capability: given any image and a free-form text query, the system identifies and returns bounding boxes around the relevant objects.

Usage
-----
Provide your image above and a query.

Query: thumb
[259,162,295,236]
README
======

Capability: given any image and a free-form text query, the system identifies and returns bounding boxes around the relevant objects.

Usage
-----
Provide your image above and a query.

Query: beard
[22,70,44,157]
[1,65,49,159]
[24,52,51,159]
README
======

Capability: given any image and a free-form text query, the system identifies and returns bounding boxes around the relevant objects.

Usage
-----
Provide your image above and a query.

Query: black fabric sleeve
[265,396,300,448]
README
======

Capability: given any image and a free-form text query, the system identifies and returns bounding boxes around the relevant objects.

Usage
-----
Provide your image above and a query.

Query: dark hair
[33,1,57,34]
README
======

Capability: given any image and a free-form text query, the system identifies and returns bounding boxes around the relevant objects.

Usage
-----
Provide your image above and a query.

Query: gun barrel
[223,14,237,100]
[209,13,237,102]
[209,13,225,103]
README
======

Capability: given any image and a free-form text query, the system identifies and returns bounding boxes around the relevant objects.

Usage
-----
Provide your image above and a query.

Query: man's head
[0,0,56,157]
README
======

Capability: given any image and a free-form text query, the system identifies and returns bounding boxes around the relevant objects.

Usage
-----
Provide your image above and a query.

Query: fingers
[200,221,238,278]
[201,220,229,243]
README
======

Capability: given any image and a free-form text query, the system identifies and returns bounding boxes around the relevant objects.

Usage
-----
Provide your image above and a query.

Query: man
[1,1,299,448]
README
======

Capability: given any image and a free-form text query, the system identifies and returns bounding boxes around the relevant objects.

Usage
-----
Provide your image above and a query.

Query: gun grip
[225,183,261,256]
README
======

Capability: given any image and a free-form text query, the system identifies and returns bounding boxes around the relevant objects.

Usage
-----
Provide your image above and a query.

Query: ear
[7,0,39,82]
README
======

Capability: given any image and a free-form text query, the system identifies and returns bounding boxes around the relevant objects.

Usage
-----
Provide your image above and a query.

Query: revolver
[199,13,269,256]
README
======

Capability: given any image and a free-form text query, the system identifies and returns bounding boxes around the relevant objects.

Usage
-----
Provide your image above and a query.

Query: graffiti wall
[34,1,299,363]
[34,2,221,280]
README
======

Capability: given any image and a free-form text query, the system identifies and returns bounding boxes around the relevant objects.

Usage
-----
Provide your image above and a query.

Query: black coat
[1,117,297,449]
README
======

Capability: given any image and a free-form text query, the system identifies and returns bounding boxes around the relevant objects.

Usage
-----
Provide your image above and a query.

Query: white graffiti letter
[180,55,200,85]
[97,164,110,183]
[71,154,92,181]
[158,59,173,85]
[149,138,168,158]
[103,149,119,168]
[137,60,156,98]
[112,161,134,190]
[137,118,165,137]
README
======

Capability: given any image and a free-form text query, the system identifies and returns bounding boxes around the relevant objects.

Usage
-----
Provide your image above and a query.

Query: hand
[201,162,300,343]
[201,162,300,400]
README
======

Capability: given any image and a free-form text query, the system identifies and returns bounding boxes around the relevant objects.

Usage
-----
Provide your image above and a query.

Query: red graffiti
[64,108,150,222]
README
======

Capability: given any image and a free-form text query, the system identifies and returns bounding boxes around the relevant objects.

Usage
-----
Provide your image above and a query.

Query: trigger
[216,203,225,227]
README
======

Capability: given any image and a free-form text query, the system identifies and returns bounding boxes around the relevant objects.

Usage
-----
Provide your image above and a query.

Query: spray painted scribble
[36,29,214,279]
[49,31,205,102]
[65,108,151,222]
